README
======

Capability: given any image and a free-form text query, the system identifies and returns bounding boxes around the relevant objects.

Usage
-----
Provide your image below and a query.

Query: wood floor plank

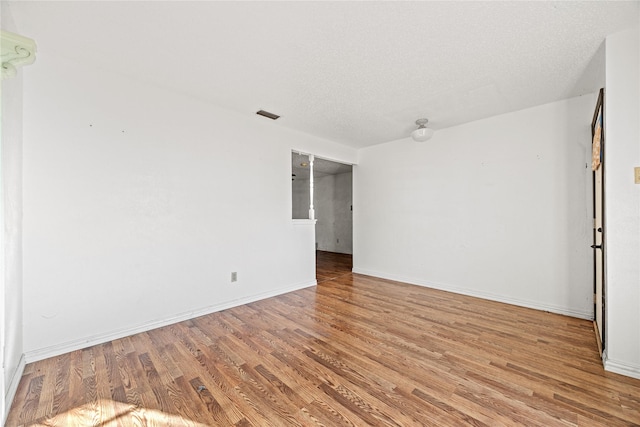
[15,374,43,425]
[7,252,640,426]
[316,250,352,283]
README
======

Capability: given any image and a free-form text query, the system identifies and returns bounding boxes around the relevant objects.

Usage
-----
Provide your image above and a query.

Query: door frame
[591,88,606,355]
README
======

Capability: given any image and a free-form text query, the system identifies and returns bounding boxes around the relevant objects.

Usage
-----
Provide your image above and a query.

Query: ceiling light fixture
[411,118,434,142]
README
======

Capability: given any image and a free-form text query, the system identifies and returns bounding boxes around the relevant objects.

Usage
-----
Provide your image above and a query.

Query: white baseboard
[352,268,592,320]
[4,354,26,424]
[604,355,640,380]
[24,280,316,364]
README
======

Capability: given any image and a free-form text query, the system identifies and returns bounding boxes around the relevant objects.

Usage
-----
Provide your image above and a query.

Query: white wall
[603,27,640,379]
[315,172,352,254]
[22,52,356,360]
[314,176,334,251]
[1,72,24,427]
[354,94,596,319]
[291,176,309,219]
[333,172,353,255]
[1,3,27,421]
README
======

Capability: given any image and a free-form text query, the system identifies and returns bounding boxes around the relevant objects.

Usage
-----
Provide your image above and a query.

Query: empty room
[2,1,640,426]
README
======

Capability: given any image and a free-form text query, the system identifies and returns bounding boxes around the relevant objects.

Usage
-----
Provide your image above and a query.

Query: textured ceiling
[8,1,639,148]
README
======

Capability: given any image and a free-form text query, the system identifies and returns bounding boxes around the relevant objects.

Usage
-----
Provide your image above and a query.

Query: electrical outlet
[231,272,237,282]
[635,167,640,184]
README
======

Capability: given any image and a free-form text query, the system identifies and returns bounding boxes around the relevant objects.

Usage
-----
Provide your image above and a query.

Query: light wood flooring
[7,255,640,426]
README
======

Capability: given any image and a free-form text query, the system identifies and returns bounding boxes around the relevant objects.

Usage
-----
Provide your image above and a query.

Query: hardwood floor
[7,272,640,426]
[316,251,352,283]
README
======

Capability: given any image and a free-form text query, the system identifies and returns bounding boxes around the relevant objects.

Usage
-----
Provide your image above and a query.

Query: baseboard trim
[24,280,317,364]
[4,354,26,424]
[604,356,640,380]
[352,268,592,320]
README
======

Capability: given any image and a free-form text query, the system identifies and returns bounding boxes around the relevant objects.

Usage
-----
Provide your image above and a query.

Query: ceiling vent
[256,110,280,120]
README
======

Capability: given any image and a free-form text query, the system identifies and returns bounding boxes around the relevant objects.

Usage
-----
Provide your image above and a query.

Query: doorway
[291,152,353,282]
[591,88,605,355]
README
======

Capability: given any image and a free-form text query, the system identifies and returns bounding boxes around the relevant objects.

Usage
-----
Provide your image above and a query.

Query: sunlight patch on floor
[28,399,210,427]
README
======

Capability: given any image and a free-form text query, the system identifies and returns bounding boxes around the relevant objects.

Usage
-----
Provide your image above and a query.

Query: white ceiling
[8,1,639,148]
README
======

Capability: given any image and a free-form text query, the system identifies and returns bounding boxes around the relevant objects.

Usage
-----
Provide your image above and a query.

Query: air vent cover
[256,110,280,120]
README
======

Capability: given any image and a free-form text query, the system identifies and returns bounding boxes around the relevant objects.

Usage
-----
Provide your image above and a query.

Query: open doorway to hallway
[291,152,353,282]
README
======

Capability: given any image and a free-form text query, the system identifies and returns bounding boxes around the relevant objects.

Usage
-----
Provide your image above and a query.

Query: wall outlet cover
[635,167,640,184]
